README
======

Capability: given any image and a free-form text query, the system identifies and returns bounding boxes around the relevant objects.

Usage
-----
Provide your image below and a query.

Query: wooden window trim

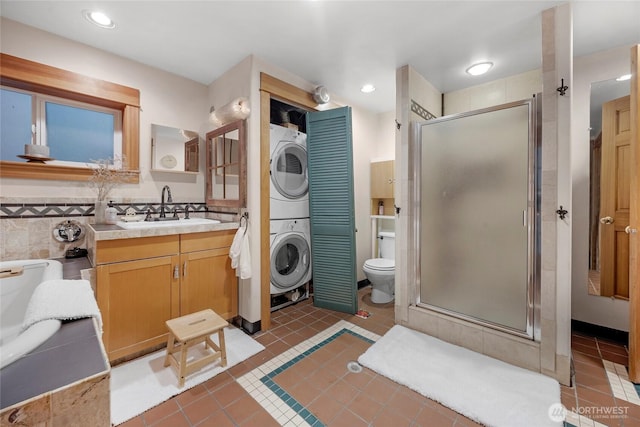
[0,53,140,182]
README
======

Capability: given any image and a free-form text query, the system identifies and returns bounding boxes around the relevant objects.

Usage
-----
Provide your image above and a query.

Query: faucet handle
[184,205,190,219]
[144,209,152,222]
[173,208,179,218]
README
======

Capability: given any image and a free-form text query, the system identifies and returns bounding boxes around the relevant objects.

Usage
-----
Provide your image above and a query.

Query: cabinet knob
[626,226,638,234]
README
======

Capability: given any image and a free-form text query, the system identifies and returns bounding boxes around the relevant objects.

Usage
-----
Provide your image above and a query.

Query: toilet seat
[364,258,394,272]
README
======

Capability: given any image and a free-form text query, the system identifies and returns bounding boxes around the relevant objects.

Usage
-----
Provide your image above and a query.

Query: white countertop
[88,220,239,241]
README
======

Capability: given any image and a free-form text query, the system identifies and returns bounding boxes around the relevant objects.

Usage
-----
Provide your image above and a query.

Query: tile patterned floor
[118,288,640,427]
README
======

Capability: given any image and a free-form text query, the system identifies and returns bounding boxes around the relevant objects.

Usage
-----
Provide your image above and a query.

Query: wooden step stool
[164,309,228,387]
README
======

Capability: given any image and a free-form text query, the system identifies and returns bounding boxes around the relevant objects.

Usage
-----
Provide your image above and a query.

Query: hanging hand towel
[238,227,251,279]
[229,222,246,270]
[229,220,251,278]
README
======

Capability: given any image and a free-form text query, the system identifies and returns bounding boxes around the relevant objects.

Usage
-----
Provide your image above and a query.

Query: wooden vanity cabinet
[95,230,236,362]
[180,230,237,319]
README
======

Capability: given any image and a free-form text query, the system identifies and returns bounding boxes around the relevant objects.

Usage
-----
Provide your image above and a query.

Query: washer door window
[271,233,310,291]
[271,143,308,199]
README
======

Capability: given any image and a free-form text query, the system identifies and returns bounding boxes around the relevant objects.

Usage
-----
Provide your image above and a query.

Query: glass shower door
[418,100,538,337]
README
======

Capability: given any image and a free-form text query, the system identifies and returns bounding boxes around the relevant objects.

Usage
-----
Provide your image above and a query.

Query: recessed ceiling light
[361,84,376,93]
[466,62,493,76]
[616,74,631,81]
[83,10,115,29]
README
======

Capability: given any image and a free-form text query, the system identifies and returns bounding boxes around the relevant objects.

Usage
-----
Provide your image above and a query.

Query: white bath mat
[358,325,562,427]
[110,326,264,425]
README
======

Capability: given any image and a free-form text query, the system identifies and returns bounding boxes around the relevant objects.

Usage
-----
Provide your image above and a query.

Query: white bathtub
[0,259,63,369]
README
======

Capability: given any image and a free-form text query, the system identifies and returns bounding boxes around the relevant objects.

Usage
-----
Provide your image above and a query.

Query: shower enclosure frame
[411,96,542,341]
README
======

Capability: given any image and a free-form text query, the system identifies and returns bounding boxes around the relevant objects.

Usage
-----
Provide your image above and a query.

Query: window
[0,53,140,182]
[1,87,122,165]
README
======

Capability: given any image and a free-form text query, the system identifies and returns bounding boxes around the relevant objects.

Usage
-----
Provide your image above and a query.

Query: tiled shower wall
[0,199,207,261]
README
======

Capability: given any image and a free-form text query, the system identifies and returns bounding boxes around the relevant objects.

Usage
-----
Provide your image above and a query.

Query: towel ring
[240,212,249,235]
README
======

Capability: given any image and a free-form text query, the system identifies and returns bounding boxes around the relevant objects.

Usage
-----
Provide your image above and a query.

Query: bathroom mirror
[151,124,200,173]
[206,119,246,208]
[588,76,630,298]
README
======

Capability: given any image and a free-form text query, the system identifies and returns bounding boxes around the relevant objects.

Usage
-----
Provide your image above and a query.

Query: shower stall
[414,97,541,340]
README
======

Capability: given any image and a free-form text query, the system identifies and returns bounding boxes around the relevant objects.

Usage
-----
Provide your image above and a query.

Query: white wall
[444,69,542,115]
[572,45,633,331]
[0,18,209,202]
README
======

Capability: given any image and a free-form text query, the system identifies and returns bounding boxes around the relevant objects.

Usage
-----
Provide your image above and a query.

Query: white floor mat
[358,325,562,427]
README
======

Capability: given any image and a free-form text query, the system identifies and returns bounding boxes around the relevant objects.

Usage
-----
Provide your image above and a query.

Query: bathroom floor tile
[118,287,633,427]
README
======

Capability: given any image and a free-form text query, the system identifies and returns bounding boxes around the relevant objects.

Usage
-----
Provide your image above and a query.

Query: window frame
[0,53,140,182]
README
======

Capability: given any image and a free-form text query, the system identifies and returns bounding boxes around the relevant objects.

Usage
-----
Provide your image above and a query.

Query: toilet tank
[378,231,395,260]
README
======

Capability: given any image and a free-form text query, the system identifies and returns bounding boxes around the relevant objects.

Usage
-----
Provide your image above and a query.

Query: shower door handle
[600,216,614,225]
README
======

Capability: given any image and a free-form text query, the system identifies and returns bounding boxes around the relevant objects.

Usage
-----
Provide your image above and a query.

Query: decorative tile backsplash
[0,200,207,260]
[0,201,207,218]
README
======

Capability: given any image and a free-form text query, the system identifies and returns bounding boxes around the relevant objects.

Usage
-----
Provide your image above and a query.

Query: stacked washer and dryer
[269,124,312,311]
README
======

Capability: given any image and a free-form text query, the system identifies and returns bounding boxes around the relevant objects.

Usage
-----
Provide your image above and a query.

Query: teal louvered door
[305,106,357,314]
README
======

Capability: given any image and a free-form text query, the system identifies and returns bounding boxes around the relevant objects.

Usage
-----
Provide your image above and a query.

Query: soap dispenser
[105,201,118,224]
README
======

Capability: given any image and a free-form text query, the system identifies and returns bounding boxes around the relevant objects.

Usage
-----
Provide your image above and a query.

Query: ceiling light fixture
[83,10,115,29]
[466,62,493,76]
[361,84,376,93]
[616,74,631,81]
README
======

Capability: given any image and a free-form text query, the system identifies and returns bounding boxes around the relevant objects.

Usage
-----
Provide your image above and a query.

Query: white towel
[238,227,252,279]
[229,223,252,279]
[22,279,102,333]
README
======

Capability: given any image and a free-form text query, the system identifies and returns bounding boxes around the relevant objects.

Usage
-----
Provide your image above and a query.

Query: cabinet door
[180,247,237,319]
[371,160,394,199]
[97,255,179,361]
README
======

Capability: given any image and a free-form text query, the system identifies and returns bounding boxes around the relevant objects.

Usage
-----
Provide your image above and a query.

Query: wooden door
[600,95,631,299]
[96,255,179,361]
[180,248,238,320]
[628,44,640,382]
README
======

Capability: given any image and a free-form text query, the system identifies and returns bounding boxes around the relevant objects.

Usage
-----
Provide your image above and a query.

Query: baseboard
[571,319,628,344]
[358,279,370,289]
[239,317,261,335]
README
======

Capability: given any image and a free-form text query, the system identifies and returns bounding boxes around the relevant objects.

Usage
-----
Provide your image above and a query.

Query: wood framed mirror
[151,124,200,173]
[205,119,246,208]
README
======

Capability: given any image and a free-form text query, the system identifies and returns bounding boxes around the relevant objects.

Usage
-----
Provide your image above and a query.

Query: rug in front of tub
[110,326,264,425]
[357,324,562,427]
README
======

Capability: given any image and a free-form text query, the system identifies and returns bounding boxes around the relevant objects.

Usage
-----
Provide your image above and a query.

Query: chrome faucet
[159,185,172,218]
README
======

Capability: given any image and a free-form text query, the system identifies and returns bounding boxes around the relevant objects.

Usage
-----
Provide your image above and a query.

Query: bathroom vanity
[87,220,239,362]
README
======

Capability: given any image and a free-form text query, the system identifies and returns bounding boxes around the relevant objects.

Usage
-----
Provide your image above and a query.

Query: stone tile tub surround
[0,198,212,261]
[0,257,110,426]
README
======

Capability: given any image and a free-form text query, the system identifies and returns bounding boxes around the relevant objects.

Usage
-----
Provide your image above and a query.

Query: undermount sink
[117,217,220,229]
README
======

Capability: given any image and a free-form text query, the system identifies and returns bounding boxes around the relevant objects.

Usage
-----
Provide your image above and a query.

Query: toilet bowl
[363,231,395,304]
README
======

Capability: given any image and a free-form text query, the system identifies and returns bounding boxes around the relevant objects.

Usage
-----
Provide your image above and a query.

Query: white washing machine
[270,124,309,220]
[270,218,312,295]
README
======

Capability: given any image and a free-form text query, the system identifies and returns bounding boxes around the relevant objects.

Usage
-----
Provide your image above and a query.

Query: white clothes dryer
[270,124,309,219]
[270,218,312,295]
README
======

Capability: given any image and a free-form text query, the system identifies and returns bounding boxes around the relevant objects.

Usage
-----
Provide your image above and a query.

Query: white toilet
[363,231,395,304]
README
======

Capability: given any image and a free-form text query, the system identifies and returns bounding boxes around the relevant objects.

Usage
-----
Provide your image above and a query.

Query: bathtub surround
[0,256,110,425]
[110,326,264,425]
[358,325,561,427]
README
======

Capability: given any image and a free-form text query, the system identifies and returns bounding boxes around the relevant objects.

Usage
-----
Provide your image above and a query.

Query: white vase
[94,200,107,224]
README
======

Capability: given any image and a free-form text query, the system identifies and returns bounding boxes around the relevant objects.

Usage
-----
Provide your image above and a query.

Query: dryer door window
[271,233,310,290]
[271,143,308,199]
